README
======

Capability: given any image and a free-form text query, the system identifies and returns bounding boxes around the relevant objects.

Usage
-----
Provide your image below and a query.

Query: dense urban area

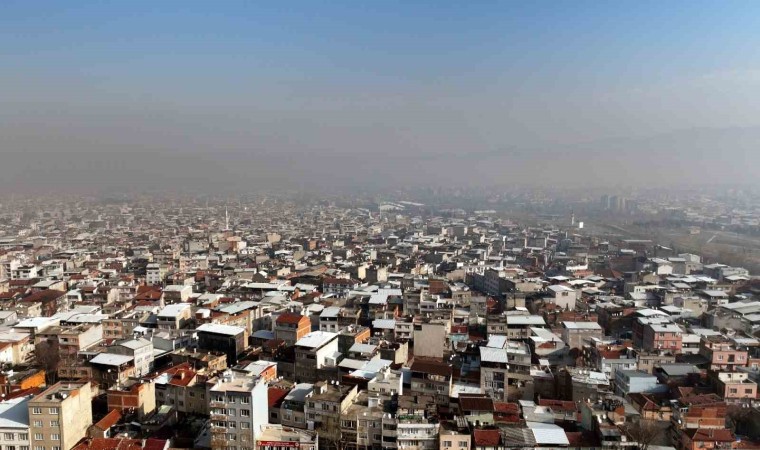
[0,189,759,450]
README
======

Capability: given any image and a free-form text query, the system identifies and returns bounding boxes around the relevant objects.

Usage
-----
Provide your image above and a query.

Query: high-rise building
[209,371,269,450]
[29,381,92,450]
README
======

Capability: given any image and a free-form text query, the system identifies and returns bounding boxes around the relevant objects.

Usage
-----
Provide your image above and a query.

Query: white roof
[507,316,546,326]
[548,285,574,293]
[196,323,245,336]
[527,422,570,445]
[562,321,602,331]
[372,319,396,329]
[0,397,30,429]
[119,338,151,350]
[320,306,341,318]
[295,331,337,349]
[480,346,508,363]
[348,343,376,354]
[157,303,191,317]
[89,353,134,366]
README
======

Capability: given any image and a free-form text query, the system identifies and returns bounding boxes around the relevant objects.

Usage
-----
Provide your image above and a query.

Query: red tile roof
[474,429,501,446]
[268,387,289,408]
[276,313,307,325]
[93,409,122,431]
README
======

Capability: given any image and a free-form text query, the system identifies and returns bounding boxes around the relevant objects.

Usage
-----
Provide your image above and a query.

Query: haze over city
[2,1,760,192]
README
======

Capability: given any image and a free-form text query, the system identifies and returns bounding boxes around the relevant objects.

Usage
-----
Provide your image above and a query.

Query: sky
[2,1,760,192]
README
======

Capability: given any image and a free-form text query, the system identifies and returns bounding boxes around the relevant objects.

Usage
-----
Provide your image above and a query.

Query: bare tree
[727,404,753,435]
[35,339,60,386]
[622,419,665,450]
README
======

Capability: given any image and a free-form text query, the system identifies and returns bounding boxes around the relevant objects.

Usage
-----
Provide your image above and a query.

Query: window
[48,408,58,415]
[227,409,236,417]
[34,434,43,441]
[241,397,250,404]
[5,433,15,440]
[443,441,452,447]
[32,408,42,415]
[34,447,44,450]
[19,435,28,441]
[241,423,250,429]
[50,420,59,427]
[50,435,59,441]
[241,409,250,417]
[228,422,236,429]
[52,447,60,450]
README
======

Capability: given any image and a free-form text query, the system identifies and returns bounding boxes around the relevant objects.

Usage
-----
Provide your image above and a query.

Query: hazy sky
[2,1,760,191]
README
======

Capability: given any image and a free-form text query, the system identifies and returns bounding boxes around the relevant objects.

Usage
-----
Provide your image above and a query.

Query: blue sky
[1,1,760,189]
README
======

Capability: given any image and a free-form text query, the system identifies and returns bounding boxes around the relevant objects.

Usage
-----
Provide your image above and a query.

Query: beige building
[29,381,93,450]
[413,322,447,359]
[440,428,471,450]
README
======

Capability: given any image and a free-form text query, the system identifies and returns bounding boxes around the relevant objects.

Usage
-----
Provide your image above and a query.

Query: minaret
[225,207,230,231]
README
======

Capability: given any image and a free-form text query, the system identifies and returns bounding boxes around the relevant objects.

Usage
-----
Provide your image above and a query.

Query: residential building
[29,381,93,450]
[209,371,270,450]
[0,396,31,450]
[275,314,312,346]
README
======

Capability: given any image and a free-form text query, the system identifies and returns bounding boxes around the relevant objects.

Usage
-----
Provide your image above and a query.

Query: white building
[209,371,269,450]
[112,338,154,376]
[0,396,31,450]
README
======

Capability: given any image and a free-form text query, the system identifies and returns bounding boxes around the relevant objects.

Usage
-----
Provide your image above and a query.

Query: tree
[35,339,60,386]
[727,404,753,435]
[622,419,665,450]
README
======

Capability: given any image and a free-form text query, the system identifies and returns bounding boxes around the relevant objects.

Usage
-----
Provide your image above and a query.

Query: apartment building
[208,372,269,450]
[0,396,31,450]
[274,313,312,346]
[294,331,339,383]
[440,428,471,450]
[409,359,453,405]
[156,304,192,331]
[561,321,603,350]
[29,381,92,450]
[699,336,749,371]
[255,425,317,450]
[110,338,154,376]
[197,323,248,365]
[279,383,314,430]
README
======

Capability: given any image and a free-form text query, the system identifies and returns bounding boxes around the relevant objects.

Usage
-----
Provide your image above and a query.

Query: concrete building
[547,285,577,310]
[0,396,31,450]
[614,370,667,397]
[440,428,470,450]
[111,338,154,376]
[29,381,93,450]
[275,313,312,346]
[413,322,447,359]
[561,321,603,350]
[209,371,269,450]
[279,383,314,430]
[197,323,248,365]
[294,331,339,383]
[156,304,192,330]
[642,323,683,353]
[255,424,317,450]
